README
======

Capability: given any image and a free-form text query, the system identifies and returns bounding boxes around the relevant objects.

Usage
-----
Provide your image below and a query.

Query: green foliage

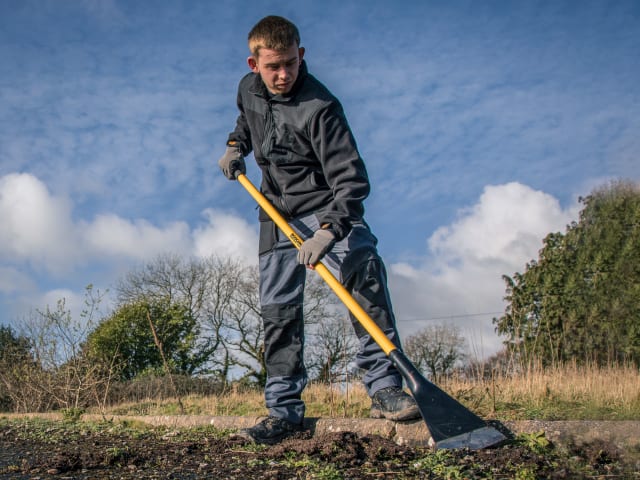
[0,325,34,411]
[0,325,32,363]
[517,430,551,454]
[86,298,206,380]
[495,180,640,365]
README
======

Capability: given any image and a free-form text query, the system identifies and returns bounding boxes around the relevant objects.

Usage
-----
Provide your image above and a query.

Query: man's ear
[247,55,258,72]
[298,47,305,63]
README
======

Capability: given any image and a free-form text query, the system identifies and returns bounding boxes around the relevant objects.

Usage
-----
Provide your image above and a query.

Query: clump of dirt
[0,419,636,479]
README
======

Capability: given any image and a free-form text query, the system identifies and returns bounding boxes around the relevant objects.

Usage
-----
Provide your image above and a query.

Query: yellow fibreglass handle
[236,173,397,355]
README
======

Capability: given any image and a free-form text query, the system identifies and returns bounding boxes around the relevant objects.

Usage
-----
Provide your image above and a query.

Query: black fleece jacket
[227,61,370,241]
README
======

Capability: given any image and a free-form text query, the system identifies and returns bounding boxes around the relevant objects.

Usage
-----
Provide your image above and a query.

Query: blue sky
[1,0,638,356]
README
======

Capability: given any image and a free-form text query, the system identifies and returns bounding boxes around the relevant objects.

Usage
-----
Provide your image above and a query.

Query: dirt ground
[0,418,637,479]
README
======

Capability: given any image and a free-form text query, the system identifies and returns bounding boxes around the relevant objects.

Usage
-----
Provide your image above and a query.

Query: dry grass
[97,362,640,421]
[443,360,640,420]
[103,381,372,418]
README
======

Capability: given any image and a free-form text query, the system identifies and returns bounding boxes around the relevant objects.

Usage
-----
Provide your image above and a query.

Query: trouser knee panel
[262,303,305,378]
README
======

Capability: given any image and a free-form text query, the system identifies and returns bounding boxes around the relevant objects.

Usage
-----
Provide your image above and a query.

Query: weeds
[278,452,344,479]
[411,449,466,479]
[61,407,85,422]
[105,445,131,466]
[516,431,551,454]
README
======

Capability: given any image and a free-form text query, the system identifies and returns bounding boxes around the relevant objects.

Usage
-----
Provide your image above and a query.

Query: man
[218,15,419,444]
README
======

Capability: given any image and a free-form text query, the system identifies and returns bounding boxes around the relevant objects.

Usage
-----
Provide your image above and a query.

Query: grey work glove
[297,228,336,266]
[218,145,246,180]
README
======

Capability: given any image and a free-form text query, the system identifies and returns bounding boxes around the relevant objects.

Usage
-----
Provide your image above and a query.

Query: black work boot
[232,416,304,445]
[370,387,421,421]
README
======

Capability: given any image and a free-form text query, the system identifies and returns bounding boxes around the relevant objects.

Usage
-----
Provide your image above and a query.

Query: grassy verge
[92,362,640,421]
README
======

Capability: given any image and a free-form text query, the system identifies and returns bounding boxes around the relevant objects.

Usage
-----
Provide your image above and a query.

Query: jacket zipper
[261,101,293,217]
[261,101,274,158]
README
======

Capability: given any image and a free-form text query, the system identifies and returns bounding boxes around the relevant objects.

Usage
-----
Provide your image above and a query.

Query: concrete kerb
[3,413,640,455]
[503,420,640,455]
[79,415,432,446]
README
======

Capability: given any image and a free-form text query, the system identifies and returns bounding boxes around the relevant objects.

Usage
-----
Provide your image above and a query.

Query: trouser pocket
[259,218,278,256]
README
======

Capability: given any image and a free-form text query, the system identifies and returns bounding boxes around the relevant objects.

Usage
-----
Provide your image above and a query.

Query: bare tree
[116,254,365,387]
[221,265,264,384]
[221,269,351,387]
[404,324,468,382]
[10,286,110,413]
[118,253,211,315]
[117,254,245,382]
[305,312,358,384]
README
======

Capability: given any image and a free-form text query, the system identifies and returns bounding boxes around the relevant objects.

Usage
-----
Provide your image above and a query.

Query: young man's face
[248,44,305,95]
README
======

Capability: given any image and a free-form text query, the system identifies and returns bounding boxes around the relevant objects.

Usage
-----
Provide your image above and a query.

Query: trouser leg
[340,248,404,395]
[259,220,307,424]
[290,215,403,397]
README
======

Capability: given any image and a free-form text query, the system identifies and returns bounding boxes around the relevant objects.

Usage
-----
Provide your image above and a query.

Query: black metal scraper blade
[389,349,508,450]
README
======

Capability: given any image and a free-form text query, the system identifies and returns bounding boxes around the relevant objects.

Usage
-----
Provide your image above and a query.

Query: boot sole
[370,404,421,422]
[231,430,299,445]
[230,427,304,445]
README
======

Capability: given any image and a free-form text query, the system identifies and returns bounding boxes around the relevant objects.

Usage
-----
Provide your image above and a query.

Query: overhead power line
[400,311,504,323]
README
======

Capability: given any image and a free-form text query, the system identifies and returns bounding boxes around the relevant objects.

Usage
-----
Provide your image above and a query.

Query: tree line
[0,254,467,413]
[2,179,638,413]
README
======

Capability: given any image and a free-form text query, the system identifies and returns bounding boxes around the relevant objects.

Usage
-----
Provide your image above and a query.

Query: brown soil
[0,419,637,479]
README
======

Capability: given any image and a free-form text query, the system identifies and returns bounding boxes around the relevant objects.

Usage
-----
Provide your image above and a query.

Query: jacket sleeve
[227,80,253,156]
[309,102,370,240]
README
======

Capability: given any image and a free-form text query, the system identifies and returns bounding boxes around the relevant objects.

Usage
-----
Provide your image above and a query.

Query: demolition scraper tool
[236,173,507,450]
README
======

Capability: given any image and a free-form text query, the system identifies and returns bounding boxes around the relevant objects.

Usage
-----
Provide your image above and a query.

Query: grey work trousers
[259,212,403,424]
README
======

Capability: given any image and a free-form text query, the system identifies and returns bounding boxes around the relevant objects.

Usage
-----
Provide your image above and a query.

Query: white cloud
[389,182,580,358]
[83,214,192,260]
[0,172,259,266]
[0,173,259,323]
[193,208,258,264]
[428,182,572,264]
[0,173,79,273]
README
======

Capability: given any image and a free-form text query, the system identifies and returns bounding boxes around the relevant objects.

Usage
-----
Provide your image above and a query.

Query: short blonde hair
[248,15,300,57]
